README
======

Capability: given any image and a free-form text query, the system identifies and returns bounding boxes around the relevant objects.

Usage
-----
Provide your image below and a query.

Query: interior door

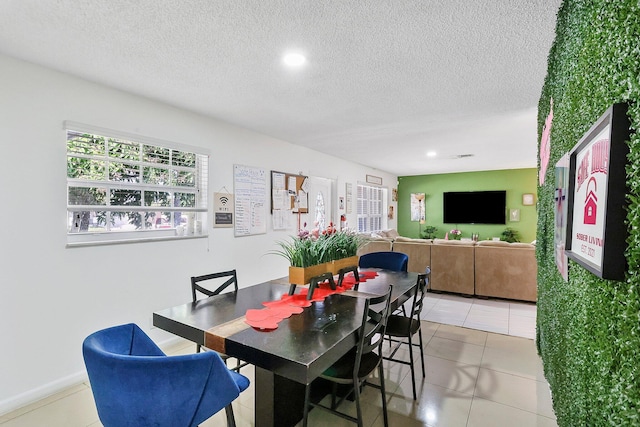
[307,177,333,232]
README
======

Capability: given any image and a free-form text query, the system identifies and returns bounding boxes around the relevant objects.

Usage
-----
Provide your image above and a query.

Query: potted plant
[501,227,521,243]
[325,229,364,274]
[271,223,364,285]
[421,225,438,239]
[448,229,462,240]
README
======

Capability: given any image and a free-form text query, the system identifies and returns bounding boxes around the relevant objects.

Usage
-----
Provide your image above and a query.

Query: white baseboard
[0,335,184,417]
[0,371,87,416]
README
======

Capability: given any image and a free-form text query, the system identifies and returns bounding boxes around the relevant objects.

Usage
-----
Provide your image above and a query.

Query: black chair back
[357,285,393,361]
[411,268,430,323]
[191,269,238,302]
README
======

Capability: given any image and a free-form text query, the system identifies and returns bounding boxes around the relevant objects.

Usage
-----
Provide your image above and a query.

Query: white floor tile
[467,397,557,427]
[474,368,555,418]
[1,294,553,427]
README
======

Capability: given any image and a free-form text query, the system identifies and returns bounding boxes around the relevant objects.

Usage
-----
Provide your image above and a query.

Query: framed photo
[565,103,631,281]
[509,209,520,222]
[522,193,535,205]
[410,193,425,222]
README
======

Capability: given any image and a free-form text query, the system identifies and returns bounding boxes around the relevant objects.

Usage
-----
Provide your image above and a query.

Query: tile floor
[0,293,555,427]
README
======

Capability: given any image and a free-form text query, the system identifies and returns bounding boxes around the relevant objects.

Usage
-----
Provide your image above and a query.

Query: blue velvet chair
[358,251,408,272]
[82,323,250,427]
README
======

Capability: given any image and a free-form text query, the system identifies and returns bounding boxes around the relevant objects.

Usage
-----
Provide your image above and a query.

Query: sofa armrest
[475,244,537,302]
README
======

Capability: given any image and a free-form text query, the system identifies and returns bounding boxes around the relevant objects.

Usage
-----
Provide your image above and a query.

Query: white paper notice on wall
[272,209,291,230]
[233,164,267,236]
[288,176,297,195]
[272,189,290,210]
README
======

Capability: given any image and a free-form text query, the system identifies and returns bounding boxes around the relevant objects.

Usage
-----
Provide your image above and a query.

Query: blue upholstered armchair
[82,323,250,427]
[358,251,409,272]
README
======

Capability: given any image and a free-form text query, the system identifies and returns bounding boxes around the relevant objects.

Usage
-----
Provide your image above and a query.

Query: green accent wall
[536,1,640,426]
[397,168,537,243]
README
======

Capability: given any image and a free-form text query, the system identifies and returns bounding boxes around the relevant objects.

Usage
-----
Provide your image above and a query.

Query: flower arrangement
[272,222,364,268]
[449,229,462,240]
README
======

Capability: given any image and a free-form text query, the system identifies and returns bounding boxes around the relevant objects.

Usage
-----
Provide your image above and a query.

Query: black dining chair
[302,285,393,427]
[191,270,247,371]
[383,268,430,400]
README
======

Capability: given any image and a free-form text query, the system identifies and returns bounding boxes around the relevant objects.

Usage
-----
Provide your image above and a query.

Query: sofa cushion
[379,229,400,238]
[357,239,393,256]
[476,240,511,247]
[510,242,536,248]
[394,236,431,243]
[433,238,476,246]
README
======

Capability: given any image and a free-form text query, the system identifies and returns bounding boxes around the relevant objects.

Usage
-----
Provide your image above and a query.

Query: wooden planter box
[288,263,328,285]
[328,256,359,274]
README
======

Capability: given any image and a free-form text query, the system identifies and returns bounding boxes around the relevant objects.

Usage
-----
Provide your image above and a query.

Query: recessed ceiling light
[426,151,437,157]
[283,52,306,67]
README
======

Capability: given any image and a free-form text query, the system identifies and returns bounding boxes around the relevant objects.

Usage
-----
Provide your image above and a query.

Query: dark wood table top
[153,270,419,385]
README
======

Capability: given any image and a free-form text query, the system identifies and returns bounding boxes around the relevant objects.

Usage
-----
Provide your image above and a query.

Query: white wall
[0,54,398,413]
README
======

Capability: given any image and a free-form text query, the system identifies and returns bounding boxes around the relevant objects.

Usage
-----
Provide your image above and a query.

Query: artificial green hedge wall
[537,1,640,425]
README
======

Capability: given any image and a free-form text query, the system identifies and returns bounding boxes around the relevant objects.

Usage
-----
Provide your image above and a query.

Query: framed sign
[366,174,382,185]
[565,103,631,281]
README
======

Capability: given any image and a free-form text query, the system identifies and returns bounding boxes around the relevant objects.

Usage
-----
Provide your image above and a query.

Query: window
[357,183,386,233]
[65,122,208,246]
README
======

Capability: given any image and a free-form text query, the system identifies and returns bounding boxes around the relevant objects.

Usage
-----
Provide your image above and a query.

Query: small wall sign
[366,174,382,185]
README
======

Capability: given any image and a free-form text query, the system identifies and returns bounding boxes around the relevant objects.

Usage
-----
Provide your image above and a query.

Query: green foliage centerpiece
[272,223,364,285]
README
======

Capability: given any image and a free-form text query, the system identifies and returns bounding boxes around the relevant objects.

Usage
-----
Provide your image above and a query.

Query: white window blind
[65,122,208,246]
[357,183,386,233]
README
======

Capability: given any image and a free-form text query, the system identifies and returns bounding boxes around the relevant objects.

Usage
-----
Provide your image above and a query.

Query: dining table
[153,269,420,427]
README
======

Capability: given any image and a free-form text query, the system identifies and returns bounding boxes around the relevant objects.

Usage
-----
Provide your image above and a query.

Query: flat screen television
[443,191,506,224]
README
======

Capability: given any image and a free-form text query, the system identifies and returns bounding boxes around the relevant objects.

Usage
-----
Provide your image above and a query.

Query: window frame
[65,121,209,247]
[356,183,387,233]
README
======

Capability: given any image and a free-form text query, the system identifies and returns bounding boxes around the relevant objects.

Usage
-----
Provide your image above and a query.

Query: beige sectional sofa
[356,231,537,302]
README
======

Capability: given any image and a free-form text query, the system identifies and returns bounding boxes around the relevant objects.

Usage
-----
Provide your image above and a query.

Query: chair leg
[353,379,363,427]
[196,343,201,353]
[378,363,389,427]
[224,404,236,427]
[408,334,417,401]
[302,385,311,427]
[331,382,338,409]
[418,327,426,378]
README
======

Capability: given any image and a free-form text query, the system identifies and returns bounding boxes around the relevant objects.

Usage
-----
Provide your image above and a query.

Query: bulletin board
[271,170,309,214]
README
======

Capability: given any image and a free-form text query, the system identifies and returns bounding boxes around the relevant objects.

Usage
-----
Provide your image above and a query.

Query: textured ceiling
[0,0,561,176]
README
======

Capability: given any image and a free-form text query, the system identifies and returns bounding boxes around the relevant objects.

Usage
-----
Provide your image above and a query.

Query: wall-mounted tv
[443,191,506,224]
